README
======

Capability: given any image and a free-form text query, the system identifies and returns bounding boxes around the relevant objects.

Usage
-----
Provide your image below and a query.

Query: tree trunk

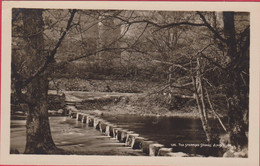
[24,75,58,154]
[21,9,59,154]
[192,57,211,142]
[226,73,248,149]
[223,12,248,149]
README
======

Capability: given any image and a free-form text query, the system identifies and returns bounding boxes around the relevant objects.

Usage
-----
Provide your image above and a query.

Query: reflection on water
[11,115,226,156]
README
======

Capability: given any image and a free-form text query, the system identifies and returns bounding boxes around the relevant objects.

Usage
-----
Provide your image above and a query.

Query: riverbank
[91,92,227,119]
[48,78,227,118]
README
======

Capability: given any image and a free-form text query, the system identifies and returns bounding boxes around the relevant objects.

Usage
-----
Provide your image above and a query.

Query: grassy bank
[49,78,227,118]
[76,92,226,118]
[49,78,161,93]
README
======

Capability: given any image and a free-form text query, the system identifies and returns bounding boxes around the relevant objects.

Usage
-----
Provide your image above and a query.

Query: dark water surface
[100,114,227,157]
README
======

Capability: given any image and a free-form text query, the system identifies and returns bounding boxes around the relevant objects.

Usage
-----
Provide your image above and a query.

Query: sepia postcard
[1,1,260,166]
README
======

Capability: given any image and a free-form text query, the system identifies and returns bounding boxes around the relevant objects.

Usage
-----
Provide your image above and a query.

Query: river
[11,115,226,156]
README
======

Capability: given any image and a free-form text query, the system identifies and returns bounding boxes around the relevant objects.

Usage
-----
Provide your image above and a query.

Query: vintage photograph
[10,7,250,158]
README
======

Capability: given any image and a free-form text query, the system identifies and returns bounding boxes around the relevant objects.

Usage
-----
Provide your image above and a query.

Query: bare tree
[12,8,76,153]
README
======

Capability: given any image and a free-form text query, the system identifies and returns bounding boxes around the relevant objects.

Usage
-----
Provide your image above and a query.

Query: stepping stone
[105,125,117,137]
[86,116,94,127]
[118,130,130,143]
[81,115,87,123]
[131,137,146,149]
[93,118,101,130]
[76,113,83,121]
[141,141,156,155]
[125,133,139,147]
[113,128,123,140]
[158,148,173,156]
[166,152,189,157]
[70,112,77,119]
[99,121,107,133]
[149,143,164,156]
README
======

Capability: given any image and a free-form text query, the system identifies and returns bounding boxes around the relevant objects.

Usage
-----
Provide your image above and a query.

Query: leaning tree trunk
[192,57,211,142]
[223,12,248,149]
[21,9,59,154]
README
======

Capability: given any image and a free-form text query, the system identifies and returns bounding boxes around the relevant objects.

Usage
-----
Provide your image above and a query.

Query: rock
[223,148,248,158]
[149,143,164,156]
[99,121,107,133]
[166,152,189,157]
[77,113,83,121]
[57,109,64,114]
[48,110,56,115]
[223,146,238,158]
[223,150,235,157]
[69,112,77,118]
[113,128,123,140]
[131,137,146,149]
[124,131,134,144]
[119,130,129,143]
[106,125,116,137]
[125,133,139,146]
[141,141,156,154]
[158,148,173,156]
[93,118,101,130]
[81,115,87,123]
[234,151,248,158]
[87,116,94,127]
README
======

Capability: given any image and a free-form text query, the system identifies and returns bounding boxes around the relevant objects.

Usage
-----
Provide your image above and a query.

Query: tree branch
[196,11,227,43]
[22,9,77,88]
[205,87,227,132]
[200,53,226,71]
[114,15,205,30]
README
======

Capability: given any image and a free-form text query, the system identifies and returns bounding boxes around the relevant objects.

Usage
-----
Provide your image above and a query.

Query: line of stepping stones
[66,106,188,157]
